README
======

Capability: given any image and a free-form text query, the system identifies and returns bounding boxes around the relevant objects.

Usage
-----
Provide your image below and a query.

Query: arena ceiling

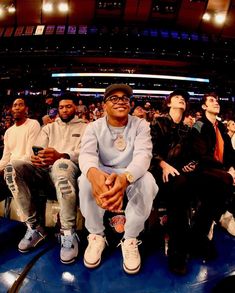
[0,0,235,97]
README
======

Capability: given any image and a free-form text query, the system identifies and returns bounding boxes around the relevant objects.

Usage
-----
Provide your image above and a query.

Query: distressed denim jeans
[4,159,79,230]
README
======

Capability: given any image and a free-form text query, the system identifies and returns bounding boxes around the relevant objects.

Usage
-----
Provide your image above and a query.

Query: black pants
[153,168,233,255]
[154,172,195,255]
[0,172,12,202]
[192,167,234,235]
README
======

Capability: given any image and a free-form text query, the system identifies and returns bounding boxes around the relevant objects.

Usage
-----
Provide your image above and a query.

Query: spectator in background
[41,108,58,126]
[38,94,56,125]
[44,94,56,115]
[5,95,87,265]
[195,111,202,121]
[129,100,136,115]
[183,112,195,128]
[226,120,235,150]
[132,106,147,119]
[144,102,151,113]
[77,99,87,118]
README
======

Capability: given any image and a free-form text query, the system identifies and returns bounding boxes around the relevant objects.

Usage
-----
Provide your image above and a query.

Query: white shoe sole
[60,255,78,264]
[84,257,101,268]
[123,262,141,274]
[18,236,45,253]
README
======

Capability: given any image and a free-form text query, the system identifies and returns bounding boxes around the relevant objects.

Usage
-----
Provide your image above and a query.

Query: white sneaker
[84,234,106,268]
[120,238,142,274]
[220,211,235,236]
[60,230,79,264]
[18,225,46,253]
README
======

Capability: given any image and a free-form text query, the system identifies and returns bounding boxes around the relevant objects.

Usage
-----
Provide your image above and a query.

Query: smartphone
[32,146,44,156]
[188,160,198,167]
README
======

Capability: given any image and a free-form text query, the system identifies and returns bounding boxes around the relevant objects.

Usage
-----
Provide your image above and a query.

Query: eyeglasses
[105,95,130,104]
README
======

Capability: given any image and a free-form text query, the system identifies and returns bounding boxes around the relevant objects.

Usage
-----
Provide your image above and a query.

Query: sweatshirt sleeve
[125,119,152,181]
[79,123,99,176]
[34,124,50,148]
[20,120,41,162]
[0,131,11,171]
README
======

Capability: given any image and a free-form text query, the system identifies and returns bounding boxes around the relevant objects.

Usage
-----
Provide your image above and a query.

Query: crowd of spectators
[0,94,234,152]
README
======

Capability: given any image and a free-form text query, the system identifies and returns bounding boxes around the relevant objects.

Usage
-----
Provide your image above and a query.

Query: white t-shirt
[0,118,41,171]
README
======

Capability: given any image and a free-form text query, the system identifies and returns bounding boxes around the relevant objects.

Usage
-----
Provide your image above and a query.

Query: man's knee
[52,158,76,177]
[137,172,159,193]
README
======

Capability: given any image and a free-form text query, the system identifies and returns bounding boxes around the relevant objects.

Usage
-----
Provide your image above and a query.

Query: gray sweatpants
[78,170,158,239]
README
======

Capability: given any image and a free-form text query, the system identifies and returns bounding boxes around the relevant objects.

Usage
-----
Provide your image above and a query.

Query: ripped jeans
[4,159,79,231]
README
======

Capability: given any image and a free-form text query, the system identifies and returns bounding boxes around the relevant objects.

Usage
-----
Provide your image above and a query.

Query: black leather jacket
[150,114,193,172]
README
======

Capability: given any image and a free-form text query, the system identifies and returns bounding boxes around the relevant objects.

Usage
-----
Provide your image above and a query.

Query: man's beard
[14,116,22,121]
[60,113,75,123]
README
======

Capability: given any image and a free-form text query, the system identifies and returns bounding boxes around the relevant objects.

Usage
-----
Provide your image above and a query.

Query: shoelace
[24,228,36,240]
[88,236,106,251]
[61,235,74,249]
[121,240,142,259]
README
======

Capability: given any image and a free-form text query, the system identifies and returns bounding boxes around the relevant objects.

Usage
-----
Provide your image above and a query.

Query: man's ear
[201,104,207,110]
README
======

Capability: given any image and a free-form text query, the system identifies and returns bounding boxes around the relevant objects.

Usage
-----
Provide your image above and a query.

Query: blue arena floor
[0,217,235,293]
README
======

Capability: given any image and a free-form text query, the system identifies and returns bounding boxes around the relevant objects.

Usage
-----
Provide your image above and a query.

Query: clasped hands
[87,168,128,213]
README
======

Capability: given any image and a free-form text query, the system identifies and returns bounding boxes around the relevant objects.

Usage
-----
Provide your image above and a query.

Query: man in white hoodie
[0,98,40,201]
[5,94,87,264]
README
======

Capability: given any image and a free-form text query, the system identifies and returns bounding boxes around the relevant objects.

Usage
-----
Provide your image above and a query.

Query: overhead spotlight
[202,12,211,21]
[43,3,53,13]
[215,13,226,24]
[8,5,16,13]
[58,3,69,12]
[0,7,4,16]
[202,11,226,24]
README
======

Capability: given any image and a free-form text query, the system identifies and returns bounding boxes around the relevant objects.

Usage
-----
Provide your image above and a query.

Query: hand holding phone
[188,160,198,167]
[32,146,44,156]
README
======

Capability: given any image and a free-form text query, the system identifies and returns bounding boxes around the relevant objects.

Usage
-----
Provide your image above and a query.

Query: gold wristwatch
[124,171,134,183]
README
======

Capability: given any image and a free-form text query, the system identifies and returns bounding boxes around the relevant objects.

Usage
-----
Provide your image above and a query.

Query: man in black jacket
[151,89,199,275]
[191,92,235,238]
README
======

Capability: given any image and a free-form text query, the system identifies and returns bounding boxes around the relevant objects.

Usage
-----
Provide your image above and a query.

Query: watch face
[126,172,134,183]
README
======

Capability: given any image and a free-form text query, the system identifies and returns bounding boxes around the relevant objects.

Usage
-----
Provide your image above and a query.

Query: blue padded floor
[0,217,235,293]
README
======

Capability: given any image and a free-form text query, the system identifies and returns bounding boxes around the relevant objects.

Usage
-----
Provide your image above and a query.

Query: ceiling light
[202,12,211,21]
[202,11,227,24]
[52,72,209,83]
[43,3,53,12]
[0,7,4,16]
[214,13,226,24]
[58,3,69,12]
[8,5,16,13]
